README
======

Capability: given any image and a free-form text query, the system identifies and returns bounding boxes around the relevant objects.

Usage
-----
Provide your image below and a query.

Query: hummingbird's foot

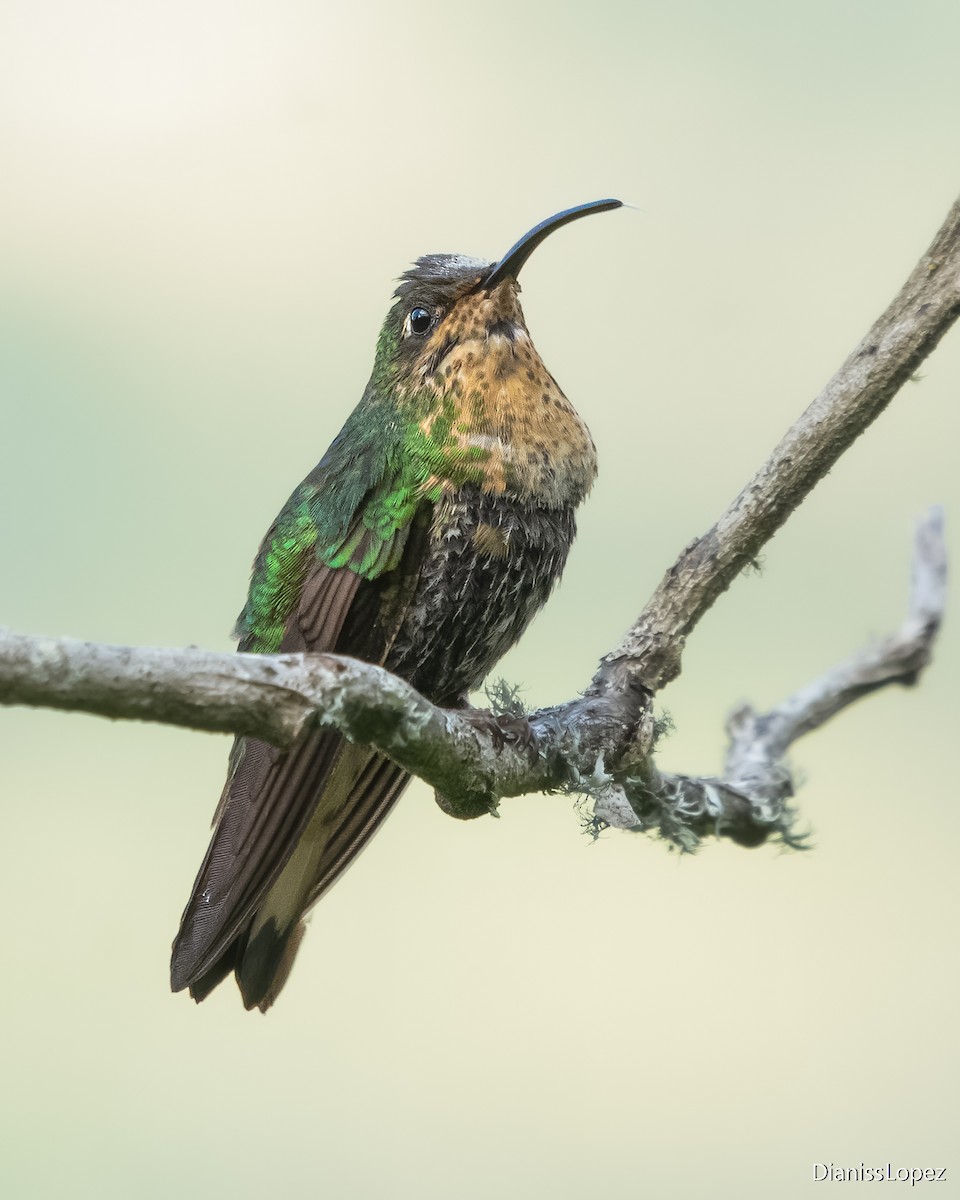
[469,709,540,761]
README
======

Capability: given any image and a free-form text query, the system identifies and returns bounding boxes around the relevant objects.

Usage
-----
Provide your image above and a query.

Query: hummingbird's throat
[401,295,596,509]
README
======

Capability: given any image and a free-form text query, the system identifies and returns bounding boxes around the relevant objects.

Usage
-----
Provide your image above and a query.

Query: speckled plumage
[171,201,619,1010]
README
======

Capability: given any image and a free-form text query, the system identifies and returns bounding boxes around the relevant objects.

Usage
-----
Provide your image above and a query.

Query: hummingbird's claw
[471,709,540,761]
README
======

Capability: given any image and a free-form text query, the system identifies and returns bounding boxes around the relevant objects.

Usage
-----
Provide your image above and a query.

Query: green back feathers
[236,323,427,653]
[236,284,495,654]
[236,386,408,652]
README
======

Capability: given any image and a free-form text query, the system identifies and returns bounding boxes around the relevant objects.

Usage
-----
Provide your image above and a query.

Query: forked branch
[594,507,946,848]
[1,194,958,838]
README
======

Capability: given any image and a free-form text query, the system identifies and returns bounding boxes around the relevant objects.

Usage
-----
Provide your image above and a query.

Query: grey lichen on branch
[0,625,565,812]
[591,507,946,850]
[1,193,958,846]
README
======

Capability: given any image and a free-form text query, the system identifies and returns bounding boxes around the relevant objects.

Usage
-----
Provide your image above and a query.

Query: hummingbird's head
[368,200,621,505]
[378,199,623,399]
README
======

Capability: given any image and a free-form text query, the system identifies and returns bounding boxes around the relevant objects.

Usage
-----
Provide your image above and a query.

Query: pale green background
[1,2,958,1197]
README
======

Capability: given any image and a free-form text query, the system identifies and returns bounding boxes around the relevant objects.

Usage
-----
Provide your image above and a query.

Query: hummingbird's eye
[409,307,433,336]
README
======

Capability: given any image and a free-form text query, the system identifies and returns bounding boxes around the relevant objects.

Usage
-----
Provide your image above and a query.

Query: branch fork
[2,193,958,847]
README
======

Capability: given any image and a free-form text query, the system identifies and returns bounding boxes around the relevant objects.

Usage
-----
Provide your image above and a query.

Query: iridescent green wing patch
[237,440,420,653]
[317,464,420,577]
[236,492,320,653]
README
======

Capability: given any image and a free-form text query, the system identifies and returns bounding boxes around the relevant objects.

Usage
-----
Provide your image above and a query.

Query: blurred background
[1,2,958,1196]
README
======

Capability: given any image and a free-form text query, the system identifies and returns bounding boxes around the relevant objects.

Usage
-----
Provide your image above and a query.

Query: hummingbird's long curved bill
[484,198,623,289]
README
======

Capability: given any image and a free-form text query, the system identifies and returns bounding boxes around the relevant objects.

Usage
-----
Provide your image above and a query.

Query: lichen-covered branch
[592,507,946,848]
[0,629,548,812]
[1,194,958,841]
[0,507,946,839]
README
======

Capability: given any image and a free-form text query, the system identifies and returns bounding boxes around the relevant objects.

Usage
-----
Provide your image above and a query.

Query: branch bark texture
[595,507,946,846]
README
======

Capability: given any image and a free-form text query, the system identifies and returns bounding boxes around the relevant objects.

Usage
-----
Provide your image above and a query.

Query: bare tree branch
[597,196,960,701]
[0,630,543,813]
[1,194,957,840]
[595,507,946,848]
[0,507,944,839]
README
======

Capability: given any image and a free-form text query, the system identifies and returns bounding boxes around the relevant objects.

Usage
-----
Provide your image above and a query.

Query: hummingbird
[171,198,622,1010]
